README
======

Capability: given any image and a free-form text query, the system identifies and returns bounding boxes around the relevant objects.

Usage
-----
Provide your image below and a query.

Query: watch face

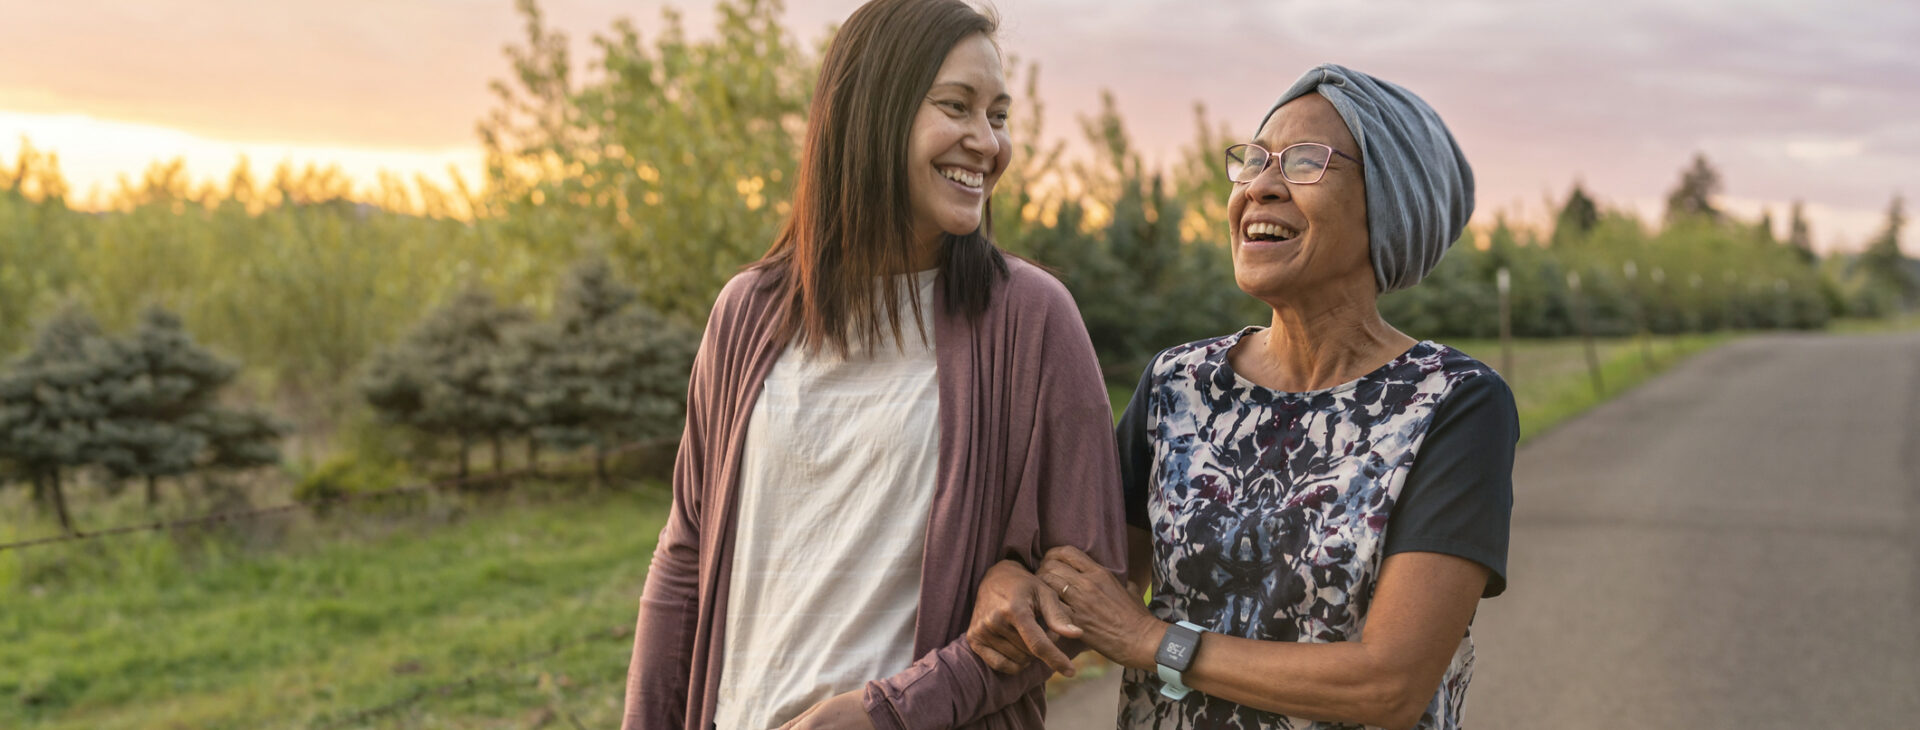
[1155,624,1201,672]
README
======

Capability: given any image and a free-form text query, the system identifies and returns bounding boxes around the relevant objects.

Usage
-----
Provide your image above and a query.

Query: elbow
[1361,674,1435,730]
[1329,655,1434,730]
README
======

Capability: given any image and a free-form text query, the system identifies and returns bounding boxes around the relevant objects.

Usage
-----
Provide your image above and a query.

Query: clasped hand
[967,546,1167,674]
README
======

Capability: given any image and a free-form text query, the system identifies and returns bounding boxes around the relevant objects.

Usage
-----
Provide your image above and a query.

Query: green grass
[1105,333,1731,442]
[6,334,1744,729]
[2,488,669,730]
[1445,334,1729,442]
[1826,312,1920,334]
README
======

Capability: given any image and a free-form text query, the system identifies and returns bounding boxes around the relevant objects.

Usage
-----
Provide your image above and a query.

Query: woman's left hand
[778,689,875,730]
[1036,545,1167,670]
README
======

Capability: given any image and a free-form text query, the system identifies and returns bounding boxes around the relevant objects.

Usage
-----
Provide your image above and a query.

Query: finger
[1036,589,1083,639]
[1038,572,1070,593]
[1047,545,1102,574]
[1011,608,1075,676]
[972,637,1029,674]
[970,623,1034,671]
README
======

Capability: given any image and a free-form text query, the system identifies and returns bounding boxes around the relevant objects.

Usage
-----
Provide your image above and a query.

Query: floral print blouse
[1115,328,1517,730]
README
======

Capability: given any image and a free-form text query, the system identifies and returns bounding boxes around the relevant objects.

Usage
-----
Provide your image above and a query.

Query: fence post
[1568,270,1604,396]
[1497,267,1513,380]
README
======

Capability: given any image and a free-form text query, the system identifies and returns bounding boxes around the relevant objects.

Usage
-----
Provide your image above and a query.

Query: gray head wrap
[1260,64,1474,293]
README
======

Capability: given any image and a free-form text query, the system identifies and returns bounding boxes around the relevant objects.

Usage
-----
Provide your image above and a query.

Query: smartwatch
[1154,620,1205,700]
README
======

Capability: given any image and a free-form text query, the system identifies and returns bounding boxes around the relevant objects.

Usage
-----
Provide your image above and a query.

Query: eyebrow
[931,80,1012,104]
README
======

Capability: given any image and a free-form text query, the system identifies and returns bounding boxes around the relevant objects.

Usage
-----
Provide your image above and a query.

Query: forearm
[1097,553,1489,730]
[621,591,698,728]
[1117,628,1428,730]
[863,635,1054,730]
[621,508,705,728]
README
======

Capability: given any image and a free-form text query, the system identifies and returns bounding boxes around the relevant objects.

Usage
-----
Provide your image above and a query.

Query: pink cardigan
[621,257,1127,729]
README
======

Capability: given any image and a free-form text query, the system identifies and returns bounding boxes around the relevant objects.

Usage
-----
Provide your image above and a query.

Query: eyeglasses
[1224,142,1361,185]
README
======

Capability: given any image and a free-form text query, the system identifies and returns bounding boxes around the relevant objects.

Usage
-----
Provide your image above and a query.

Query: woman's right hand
[966,559,1083,675]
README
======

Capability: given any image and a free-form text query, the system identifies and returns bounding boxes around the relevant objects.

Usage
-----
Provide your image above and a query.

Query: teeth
[1246,222,1300,240]
[940,167,984,188]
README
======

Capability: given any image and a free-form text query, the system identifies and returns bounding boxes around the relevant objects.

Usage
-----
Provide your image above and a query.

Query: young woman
[620,1,1125,728]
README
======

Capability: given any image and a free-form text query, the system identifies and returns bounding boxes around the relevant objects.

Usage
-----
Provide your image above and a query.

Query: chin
[937,213,985,236]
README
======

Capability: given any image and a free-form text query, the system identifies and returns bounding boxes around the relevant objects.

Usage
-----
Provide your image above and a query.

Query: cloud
[0,0,1910,253]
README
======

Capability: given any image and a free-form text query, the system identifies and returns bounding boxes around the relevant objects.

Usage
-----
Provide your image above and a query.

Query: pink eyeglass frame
[1224,142,1361,185]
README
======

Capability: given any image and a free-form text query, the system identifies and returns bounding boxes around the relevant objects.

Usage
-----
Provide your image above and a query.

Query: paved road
[1048,331,1920,728]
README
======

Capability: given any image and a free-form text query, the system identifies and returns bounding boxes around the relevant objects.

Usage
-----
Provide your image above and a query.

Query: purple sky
[2,0,1913,253]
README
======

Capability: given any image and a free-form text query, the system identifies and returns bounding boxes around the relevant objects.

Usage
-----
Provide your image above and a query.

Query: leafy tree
[989,59,1067,254]
[481,0,813,322]
[1024,94,1257,377]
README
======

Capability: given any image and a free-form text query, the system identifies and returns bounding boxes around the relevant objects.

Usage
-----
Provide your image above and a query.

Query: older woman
[967,64,1515,730]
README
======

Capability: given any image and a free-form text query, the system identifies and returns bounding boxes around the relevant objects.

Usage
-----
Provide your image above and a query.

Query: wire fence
[0,438,669,553]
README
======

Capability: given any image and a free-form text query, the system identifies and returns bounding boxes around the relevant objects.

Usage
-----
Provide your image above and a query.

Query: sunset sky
[2,0,1914,254]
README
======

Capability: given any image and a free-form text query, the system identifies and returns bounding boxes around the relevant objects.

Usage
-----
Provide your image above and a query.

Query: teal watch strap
[1156,662,1191,700]
[1155,620,1205,700]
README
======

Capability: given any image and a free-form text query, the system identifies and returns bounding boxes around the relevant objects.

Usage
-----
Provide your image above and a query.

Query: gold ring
[1059,583,1072,599]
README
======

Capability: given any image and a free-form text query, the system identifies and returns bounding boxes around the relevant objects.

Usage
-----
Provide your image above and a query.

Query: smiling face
[1229,93,1373,303]
[906,33,1012,249]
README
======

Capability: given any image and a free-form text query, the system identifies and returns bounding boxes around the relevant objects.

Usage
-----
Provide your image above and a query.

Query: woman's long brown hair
[753,0,1008,356]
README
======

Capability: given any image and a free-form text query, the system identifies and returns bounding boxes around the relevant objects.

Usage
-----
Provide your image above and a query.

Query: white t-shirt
[714,271,940,729]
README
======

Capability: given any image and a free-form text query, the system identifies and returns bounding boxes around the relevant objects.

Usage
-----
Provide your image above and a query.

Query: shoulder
[1146,330,1244,385]
[707,267,781,329]
[1398,341,1507,397]
[995,256,1078,314]
[1420,342,1518,427]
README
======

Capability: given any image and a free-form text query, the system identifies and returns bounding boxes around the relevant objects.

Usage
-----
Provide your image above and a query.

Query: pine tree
[185,407,286,473]
[361,287,529,482]
[0,304,116,533]
[525,258,695,485]
[1664,153,1724,224]
[1755,208,1777,246]
[1554,182,1601,243]
[1858,195,1914,308]
[1787,200,1816,264]
[94,306,236,506]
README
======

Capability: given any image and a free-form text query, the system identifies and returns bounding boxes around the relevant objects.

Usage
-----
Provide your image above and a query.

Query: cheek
[1226,188,1248,233]
[907,111,947,164]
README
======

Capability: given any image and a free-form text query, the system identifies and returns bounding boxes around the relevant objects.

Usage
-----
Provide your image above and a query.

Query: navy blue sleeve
[1115,359,1157,530]
[1383,372,1518,598]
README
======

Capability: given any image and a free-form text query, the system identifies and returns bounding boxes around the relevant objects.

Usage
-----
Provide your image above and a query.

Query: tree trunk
[146,474,159,507]
[525,438,541,478]
[49,467,75,535]
[457,437,471,485]
[491,434,506,478]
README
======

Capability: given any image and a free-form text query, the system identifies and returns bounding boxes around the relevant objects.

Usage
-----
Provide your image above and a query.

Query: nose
[1243,160,1292,204]
[961,112,1000,160]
